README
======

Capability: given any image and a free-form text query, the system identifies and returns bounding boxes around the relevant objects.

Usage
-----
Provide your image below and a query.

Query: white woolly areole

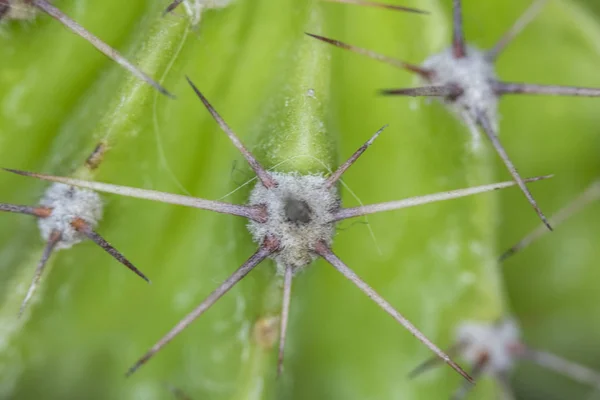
[456,317,521,374]
[183,0,234,25]
[422,46,499,130]
[247,172,340,274]
[3,0,40,20]
[37,183,103,250]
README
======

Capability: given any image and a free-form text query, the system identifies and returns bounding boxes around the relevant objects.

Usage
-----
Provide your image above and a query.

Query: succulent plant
[0,0,599,399]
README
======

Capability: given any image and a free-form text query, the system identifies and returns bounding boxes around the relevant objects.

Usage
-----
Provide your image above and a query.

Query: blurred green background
[0,0,599,399]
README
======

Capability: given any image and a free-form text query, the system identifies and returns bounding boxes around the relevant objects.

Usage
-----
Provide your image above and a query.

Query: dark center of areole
[284,197,312,225]
[66,186,76,199]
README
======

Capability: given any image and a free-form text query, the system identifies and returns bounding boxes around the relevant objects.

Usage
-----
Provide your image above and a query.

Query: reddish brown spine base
[0,1,10,19]
[85,142,108,170]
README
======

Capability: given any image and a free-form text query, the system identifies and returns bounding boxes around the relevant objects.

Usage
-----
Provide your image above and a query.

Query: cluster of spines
[2,0,600,399]
[303,0,600,397]
[4,75,551,383]
[0,165,150,317]
[308,0,600,233]
[410,318,600,399]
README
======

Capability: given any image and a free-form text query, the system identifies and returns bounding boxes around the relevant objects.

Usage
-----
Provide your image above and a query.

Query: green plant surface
[0,0,599,399]
[496,1,600,398]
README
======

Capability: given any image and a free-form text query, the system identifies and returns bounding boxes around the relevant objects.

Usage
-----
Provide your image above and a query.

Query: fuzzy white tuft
[247,172,340,274]
[422,46,499,131]
[2,0,40,20]
[37,183,103,250]
[182,0,234,25]
[456,317,521,374]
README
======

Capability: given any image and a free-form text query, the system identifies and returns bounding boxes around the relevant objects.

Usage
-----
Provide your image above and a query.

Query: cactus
[0,0,599,399]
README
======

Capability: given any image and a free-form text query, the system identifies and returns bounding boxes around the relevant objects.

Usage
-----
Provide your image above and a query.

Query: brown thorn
[31,0,175,98]
[314,241,473,383]
[2,168,265,222]
[305,33,431,79]
[185,77,277,189]
[452,0,466,59]
[326,125,388,188]
[0,203,52,218]
[70,218,151,284]
[125,237,280,377]
[19,229,62,317]
[332,175,552,221]
[277,264,293,377]
[33,206,53,218]
[486,0,548,62]
[476,112,552,231]
[163,0,184,16]
[494,81,600,97]
[322,0,429,14]
[85,142,108,171]
[251,204,269,223]
[34,207,53,218]
[409,341,466,379]
[380,85,463,98]
[3,168,35,178]
[500,181,600,262]
[450,352,488,400]
[0,0,9,19]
